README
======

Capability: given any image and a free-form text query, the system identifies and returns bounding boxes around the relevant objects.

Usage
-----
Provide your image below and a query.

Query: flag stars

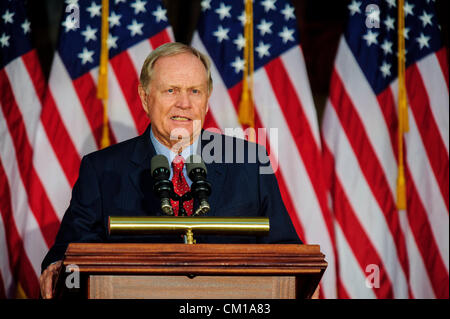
[2,9,14,24]
[86,1,101,18]
[0,33,10,48]
[215,2,232,20]
[78,47,94,65]
[385,0,396,8]
[384,15,395,32]
[403,2,414,17]
[131,0,147,15]
[257,19,273,36]
[348,1,361,16]
[416,33,430,49]
[380,40,393,55]
[109,12,122,28]
[233,33,246,51]
[127,19,144,37]
[237,11,247,27]
[255,41,271,59]
[231,56,245,74]
[81,25,97,43]
[107,34,118,49]
[419,11,433,28]
[403,27,410,40]
[278,26,295,44]
[280,4,295,21]
[261,0,277,13]
[21,19,31,34]
[362,30,378,46]
[213,25,229,43]
[379,61,391,78]
[62,15,78,32]
[152,5,167,23]
[201,0,211,12]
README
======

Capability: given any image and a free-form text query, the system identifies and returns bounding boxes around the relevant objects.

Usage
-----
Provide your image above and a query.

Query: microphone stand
[171,192,194,243]
[171,192,193,217]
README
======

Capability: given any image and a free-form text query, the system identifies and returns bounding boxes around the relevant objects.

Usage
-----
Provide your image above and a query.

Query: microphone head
[151,155,170,177]
[186,154,207,177]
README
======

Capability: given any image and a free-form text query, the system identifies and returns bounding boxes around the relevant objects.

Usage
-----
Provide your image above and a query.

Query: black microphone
[151,155,174,215]
[186,154,211,216]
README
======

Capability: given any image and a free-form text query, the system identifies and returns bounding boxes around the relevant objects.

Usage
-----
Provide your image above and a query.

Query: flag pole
[397,0,408,210]
[98,0,110,149]
[238,0,255,142]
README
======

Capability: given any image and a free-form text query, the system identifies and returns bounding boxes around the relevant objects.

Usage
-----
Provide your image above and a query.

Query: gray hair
[139,42,213,94]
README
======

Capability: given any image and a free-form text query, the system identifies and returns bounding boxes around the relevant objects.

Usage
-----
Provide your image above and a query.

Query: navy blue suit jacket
[42,126,301,271]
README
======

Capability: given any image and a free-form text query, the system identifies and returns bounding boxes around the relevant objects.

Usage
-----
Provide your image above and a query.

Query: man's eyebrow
[158,82,207,89]
[188,83,208,88]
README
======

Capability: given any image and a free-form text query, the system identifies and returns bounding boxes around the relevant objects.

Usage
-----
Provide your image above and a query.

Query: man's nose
[175,91,191,109]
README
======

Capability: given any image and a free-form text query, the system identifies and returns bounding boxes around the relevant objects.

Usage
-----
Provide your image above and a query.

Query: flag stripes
[435,49,449,89]
[329,67,410,281]
[406,66,449,210]
[109,53,147,133]
[39,89,81,187]
[322,106,400,298]
[322,0,449,298]
[263,57,338,297]
[405,165,448,297]
[0,159,41,298]
[47,54,98,156]
[0,111,44,298]
[375,88,398,154]
[0,69,60,248]
[0,0,175,298]
[73,74,110,148]
[416,50,449,152]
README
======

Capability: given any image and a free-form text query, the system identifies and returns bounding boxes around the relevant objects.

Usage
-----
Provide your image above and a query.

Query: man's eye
[192,89,199,94]
[167,89,174,93]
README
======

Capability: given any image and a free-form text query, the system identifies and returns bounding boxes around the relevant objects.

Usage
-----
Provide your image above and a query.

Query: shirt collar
[150,128,200,163]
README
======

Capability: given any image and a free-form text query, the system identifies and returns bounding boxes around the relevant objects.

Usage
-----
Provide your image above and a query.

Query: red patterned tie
[170,155,193,216]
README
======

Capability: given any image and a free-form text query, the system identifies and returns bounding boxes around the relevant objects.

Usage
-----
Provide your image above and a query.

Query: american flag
[0,0,47,298]
[322,0,449,298]
[0,0,173,298]
[191,0,337,298]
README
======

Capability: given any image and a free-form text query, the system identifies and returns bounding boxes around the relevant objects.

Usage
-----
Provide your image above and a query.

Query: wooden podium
[54,243,327,299]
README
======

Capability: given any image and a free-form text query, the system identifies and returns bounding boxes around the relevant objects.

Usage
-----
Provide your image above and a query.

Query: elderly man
[39,42,301,298]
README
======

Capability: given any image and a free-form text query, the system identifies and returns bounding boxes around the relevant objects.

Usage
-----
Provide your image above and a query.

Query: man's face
[139,52,210,150]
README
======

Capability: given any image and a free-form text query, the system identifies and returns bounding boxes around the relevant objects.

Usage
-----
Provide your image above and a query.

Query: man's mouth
[171,116,191,121]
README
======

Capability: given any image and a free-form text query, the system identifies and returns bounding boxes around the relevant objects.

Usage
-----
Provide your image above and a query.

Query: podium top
[63,243,327,276]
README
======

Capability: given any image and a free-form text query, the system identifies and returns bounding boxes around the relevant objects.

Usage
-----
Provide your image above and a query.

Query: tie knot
[172,155,185,173]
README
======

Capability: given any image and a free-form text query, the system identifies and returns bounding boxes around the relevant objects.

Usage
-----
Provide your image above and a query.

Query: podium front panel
[89,275,297,299]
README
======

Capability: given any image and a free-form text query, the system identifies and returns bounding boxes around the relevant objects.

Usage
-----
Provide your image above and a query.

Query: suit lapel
[200,131,228,216]
[128,125,161,214]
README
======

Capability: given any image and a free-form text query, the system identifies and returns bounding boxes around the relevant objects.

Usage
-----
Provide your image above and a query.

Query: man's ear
[138,85,149,113]
[206,88,212,113]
